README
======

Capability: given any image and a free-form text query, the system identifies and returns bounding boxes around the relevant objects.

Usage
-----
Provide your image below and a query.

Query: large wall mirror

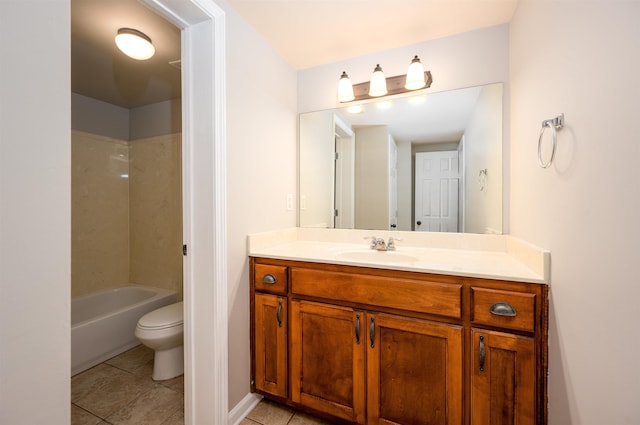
[299,83,503,234]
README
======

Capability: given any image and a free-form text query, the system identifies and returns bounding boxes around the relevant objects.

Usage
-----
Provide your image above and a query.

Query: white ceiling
[71,0,181,108]
[71,0,517,108]
[225,0,519,70]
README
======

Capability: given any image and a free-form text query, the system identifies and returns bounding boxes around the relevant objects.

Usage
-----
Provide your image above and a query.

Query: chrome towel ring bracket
[538,113,564,168]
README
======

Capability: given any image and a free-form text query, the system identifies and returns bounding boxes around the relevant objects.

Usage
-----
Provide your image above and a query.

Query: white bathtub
[71,285,178,375]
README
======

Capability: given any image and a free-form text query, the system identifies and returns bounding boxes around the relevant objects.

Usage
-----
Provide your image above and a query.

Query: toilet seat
[137,301,183,331]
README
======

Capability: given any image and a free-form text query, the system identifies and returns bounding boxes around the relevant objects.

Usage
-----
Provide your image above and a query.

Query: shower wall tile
[72,131,130,297]
[128,134,182,298]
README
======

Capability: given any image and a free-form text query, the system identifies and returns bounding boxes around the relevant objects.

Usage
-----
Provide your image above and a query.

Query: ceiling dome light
[368,64,387,97]
[337,71,355,102]
[405,55,426,90]
[115,28,155,60]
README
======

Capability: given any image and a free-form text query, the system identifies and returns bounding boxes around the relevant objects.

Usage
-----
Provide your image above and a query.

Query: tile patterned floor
[71,345,184,425]
[71,345,329,425]
[240,398,332,425]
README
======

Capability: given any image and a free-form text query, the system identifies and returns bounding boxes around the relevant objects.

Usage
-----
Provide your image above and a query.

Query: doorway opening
[70,0,228,423]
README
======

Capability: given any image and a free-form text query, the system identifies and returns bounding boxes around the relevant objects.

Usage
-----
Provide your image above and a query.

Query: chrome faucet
[366,236,387,251]
[386,237,402,251]
[365,236,402,251]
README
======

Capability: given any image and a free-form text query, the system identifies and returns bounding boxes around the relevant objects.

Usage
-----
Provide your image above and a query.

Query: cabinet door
[254,293,287,398]
[367,313,463,425]
[471,329,535,425]
[290,300,366,424]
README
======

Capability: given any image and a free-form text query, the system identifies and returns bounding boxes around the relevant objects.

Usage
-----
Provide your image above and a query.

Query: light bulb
[405,55,426,90]
[337,71,355,102]
[368,64,387,97]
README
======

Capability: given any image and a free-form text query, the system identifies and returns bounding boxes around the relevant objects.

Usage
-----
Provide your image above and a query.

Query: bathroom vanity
[249,228,549,425]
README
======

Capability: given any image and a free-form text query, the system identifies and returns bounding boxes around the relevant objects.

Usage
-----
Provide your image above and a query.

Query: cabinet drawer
[471,287,536,332]
[254,264,288,294]
[291,268,462,318]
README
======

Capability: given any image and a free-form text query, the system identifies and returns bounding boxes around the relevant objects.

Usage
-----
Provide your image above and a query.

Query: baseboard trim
[229,392,263,425]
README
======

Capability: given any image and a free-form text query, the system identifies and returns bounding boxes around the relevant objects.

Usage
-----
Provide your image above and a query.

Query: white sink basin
[335,250,419,264]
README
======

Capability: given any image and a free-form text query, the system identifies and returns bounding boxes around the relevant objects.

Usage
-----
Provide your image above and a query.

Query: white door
[414,151,459,232]
[388,136,398,230]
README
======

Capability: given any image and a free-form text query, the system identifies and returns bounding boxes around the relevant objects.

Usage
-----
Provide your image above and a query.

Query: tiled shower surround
[71,130,182,298]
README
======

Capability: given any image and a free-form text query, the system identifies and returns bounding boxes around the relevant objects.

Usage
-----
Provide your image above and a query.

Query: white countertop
[248,228,550,285]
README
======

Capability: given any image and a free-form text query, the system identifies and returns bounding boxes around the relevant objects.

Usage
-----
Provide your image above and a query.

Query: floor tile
[106,385,183,425]
[245,399,295,425]
[105,344,154,377]
[71,363,123,403]
[71,404,103,425]
[288,411,333,425]
[158,373,184,393]
[160,406,185,425]
[238,418,261,425]
[74,365,156,418]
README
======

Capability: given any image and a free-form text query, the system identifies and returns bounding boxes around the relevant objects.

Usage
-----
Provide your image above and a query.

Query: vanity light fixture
[337,71,355,102]
[337,55,432,103]
[405,55,426,90]
[368,64,388,97]
[115,28,155,60]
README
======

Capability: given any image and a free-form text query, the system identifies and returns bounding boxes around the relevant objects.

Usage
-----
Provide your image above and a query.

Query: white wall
[298,24,510,113]
[510,1,640,423]
[221,0,298,410]
[130,98,182,140]
[72,93,130,140]
[72,94,181,141]
[299,110,335,228]
[354,126,391,229]
[464,84,503,234]
[0,1,71,424]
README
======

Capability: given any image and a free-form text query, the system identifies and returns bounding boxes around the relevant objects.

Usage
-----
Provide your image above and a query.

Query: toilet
[135,301,184,381]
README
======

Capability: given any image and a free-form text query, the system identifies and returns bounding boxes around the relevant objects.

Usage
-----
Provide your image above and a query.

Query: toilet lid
[137,301,183,330]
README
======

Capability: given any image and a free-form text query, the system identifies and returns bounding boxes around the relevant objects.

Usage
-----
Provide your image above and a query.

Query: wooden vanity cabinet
[253,293,288,398]
[470,329,535,425]
[250,258,548,425]
[251,263,288,399]
[289,301,463,425]
[290,300,366,423]
[469,285,545,425]
[367,313,463,425]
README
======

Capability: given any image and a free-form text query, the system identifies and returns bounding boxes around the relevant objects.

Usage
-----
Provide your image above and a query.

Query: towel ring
[538,114,564,168]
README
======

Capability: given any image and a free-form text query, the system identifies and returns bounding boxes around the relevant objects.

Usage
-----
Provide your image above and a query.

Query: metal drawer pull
[489,302,517,317]
[355,314,361,344]
[276,299,283,328]
[262,273,277,284]
[370,317,375,348]
[479,335,486,372]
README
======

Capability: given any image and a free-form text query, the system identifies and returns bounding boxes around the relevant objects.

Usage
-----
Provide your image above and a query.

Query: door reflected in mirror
[299,83,503,234]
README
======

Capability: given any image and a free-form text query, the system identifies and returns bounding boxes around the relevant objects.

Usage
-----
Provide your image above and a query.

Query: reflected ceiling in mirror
[299,83,503,234]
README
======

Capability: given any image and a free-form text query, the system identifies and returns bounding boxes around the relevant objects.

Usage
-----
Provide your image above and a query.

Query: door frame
[333,114,355,229]
[142,1,228,423]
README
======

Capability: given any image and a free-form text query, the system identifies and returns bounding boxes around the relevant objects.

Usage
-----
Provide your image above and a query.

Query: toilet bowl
[135,301,184,381]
